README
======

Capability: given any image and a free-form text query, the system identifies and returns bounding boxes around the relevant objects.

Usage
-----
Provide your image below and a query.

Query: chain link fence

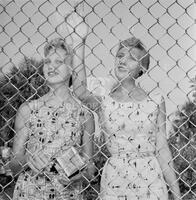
[0,0,196,199]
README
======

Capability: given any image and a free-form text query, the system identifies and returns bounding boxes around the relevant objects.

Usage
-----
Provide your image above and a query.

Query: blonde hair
[44,38,73,86]
[44,38,73,58]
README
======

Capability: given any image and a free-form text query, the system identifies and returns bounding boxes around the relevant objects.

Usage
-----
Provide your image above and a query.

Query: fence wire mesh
[0,0,196,199]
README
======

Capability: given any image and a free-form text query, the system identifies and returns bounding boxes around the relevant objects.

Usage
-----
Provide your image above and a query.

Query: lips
[117,65,128,71]
[48,71,58,77]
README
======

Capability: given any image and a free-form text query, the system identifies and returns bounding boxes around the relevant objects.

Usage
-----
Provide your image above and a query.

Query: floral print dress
[13,99,87,200]
[99,92,168,200]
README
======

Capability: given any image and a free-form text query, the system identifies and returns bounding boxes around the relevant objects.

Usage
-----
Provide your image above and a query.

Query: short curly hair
[118,37,150,73]
[44,38,73,86]
[44,38,73,58]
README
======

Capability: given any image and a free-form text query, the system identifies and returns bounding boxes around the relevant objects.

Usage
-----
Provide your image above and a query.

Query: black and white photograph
[0,0,195,199]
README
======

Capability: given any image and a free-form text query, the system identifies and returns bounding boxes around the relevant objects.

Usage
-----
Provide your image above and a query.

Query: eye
[117,53,124,59]
[55,59,64,65]
[129,54,137,61]
[44,59,50,64]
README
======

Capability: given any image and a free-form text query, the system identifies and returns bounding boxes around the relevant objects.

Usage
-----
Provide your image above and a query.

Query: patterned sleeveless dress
[99,93,168,200]
[12,99,87,200]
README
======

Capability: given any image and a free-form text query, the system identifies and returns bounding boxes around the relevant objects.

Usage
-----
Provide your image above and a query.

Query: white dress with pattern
[12,99,86,200]
[99,92,168,200]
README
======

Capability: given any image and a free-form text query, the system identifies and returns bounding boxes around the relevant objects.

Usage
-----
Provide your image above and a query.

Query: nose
[48,62,59,71]
[47,64,55,71]
[118,57,126,65]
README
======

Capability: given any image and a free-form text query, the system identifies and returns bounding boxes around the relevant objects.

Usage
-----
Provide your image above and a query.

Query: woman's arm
[9,103,30,176]
[71,17,88,101]
[156,96,181,200]
[72,37,102,111]
[67,12,102,111]
[82,109,96,179]
[68,109,96,182]
[10,102,50,175]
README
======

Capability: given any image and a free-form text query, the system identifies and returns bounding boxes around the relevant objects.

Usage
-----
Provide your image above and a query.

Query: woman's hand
[66,2,89,46]
[69,172,84,182]
[85,161,96,180]
[68,164,96,183]
[54,172,83,187]
[173,193,181,200]
[74,160,96,181]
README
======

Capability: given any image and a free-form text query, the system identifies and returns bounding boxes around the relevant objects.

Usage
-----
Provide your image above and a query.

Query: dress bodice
[25,100,85,159]
[99,93,162,157]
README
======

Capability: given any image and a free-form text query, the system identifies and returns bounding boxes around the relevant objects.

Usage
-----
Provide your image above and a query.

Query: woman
[10,37,95,200]
[74,37,181,200]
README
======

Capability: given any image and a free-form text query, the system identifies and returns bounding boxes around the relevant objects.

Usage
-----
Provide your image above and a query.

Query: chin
[46,77,66,85]
[46,73,71,83]
[115,71,126,80]
[115,72,130,81]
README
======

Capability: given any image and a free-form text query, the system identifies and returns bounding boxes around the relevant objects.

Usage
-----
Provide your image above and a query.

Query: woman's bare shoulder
[17,101,31,116]
[17,98,42,118]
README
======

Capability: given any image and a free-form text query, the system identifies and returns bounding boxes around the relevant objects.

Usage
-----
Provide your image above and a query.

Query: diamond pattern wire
[0,0,195,199]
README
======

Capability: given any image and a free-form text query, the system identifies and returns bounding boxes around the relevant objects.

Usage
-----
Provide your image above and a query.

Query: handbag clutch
[55,146,86,178]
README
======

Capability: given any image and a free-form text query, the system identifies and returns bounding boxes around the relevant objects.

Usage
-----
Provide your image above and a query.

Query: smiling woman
[10,34,95,200]
[43,38,73,86]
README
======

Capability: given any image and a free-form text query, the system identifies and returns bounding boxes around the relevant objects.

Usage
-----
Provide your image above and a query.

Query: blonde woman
[10,20,95,200]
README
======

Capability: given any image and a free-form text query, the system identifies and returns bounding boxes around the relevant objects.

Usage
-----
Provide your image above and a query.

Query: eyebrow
[44,58,50,62]
[129,52,137,61]
[117,50,138,61]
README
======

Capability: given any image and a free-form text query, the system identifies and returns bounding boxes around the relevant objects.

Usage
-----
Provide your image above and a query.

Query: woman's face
[43,48,72,85]
[114,47,142,81]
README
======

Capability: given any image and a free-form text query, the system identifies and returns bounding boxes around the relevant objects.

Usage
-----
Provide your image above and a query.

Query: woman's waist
[106,141,156,158]
[26,141,79,156]
[110,150,155,160]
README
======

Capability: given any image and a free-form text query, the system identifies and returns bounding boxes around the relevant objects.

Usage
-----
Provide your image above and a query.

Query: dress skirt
[100,155,168,200]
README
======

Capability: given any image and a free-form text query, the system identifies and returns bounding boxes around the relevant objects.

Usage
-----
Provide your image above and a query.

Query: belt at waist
[111,151,155,160]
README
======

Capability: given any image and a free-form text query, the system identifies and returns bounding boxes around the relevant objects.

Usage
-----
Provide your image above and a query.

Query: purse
[54,146,87,178]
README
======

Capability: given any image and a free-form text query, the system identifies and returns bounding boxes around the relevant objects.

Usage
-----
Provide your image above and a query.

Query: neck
[121,78,137,91]
[112,77,137,93]
[47,82,71,101]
